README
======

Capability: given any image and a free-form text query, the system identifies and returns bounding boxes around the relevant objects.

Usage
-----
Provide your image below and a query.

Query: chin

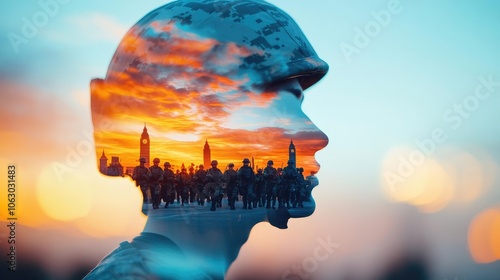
[267,198,317,229]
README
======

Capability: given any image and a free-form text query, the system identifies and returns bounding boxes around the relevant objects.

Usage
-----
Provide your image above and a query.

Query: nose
[304,115,329,173]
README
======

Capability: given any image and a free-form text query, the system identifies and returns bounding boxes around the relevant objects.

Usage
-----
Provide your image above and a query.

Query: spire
[100,149,107,160]
[290,139,293,144]
[143,123,148,133]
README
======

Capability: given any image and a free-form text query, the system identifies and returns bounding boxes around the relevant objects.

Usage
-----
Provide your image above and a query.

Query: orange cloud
[91,20,327,176]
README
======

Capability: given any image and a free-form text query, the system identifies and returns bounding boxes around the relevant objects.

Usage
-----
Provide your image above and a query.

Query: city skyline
[97,123,319,174]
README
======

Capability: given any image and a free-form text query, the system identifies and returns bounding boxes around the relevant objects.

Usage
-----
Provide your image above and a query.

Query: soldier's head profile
[228,163,234,169]
[164,162,171,168]
[198,164,204,170]
[153,158,160,166]
[87,0,329,278]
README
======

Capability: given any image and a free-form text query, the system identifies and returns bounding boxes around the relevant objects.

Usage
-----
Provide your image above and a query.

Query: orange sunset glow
[90,19,328,175]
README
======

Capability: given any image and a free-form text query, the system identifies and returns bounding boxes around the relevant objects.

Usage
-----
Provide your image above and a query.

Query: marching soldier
[254,168,265,208]
[276,167,284,208]
[161,162,175,208]
[206,160,223,211]
[132,158,151,203]
[175,169,181,203]
[193,164,207,206]
[263,160,278,209]
[149,158,164,209]
[177,165,190,206]
[223,163,238,210]
[281,160,297,209]
[188,165,197,203]
[295,167,306,208]
[237,158,255,210]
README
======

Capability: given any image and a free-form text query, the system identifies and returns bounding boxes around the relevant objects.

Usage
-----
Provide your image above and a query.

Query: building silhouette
[108,156,124,176]
[289,139,296,169]
[140,124,150,167]
[99,150,108,174]
[203,139,211,168]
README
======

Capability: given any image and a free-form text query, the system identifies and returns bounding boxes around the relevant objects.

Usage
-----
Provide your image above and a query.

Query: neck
[143,207,267,277]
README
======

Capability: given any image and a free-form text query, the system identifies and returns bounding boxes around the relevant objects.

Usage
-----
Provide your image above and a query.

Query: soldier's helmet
[164,162,171,167]
[228,163,235,168]
[139,158,146,163]
[267,160,274,165]
[299,167,304,172]
[242,158,250,164]
[258,168,263,173]
[153,158,160,163]
[103,0,328,90]
[199,164,204,169]
[211,160,218,166]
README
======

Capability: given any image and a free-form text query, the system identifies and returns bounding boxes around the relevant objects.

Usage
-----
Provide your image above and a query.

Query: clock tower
[140,124,150,167]
[99,150,108,175]
[203,139,211,168]
[289,139,296,169]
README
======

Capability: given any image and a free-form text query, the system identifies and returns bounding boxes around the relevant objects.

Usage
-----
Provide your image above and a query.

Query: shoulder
[84,233,214,280]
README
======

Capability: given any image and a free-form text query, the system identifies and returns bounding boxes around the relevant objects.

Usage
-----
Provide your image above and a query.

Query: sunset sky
[90,11,328,172]
[1,0,500,279]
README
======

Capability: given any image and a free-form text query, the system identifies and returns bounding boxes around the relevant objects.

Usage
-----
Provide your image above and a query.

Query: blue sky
[1,0,500,278]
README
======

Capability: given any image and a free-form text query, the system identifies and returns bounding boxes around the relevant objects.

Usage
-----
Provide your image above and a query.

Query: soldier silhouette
[86,0,328,279]
[237,158,255,210]
[149,158,164,209]
[161,162,175,208]
[132,158,151,203]
[224,163,238,210]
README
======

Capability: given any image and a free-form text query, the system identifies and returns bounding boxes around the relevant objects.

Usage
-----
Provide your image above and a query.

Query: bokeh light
[468,207,500,263]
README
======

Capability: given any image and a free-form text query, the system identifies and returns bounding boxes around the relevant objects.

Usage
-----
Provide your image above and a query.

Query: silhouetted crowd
[131,157,319,211]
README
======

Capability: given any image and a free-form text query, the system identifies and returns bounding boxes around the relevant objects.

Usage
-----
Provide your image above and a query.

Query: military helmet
[153,158,160,163]
[211,160,218,165]
[106,0,328,90]
[258,168,263,172]
[164,162,171,167]
[228,163,234,168]
[267,160,274,165]
[199,164,204,168]
[139,157,146,163]
[242,158,250,163]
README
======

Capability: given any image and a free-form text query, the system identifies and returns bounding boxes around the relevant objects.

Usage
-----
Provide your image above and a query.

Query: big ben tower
[203,140,211,168]
[289,139,296,169]
[140,124,150,167]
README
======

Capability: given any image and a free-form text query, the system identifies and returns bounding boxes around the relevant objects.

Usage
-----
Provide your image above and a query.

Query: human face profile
[90,0,328,223]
